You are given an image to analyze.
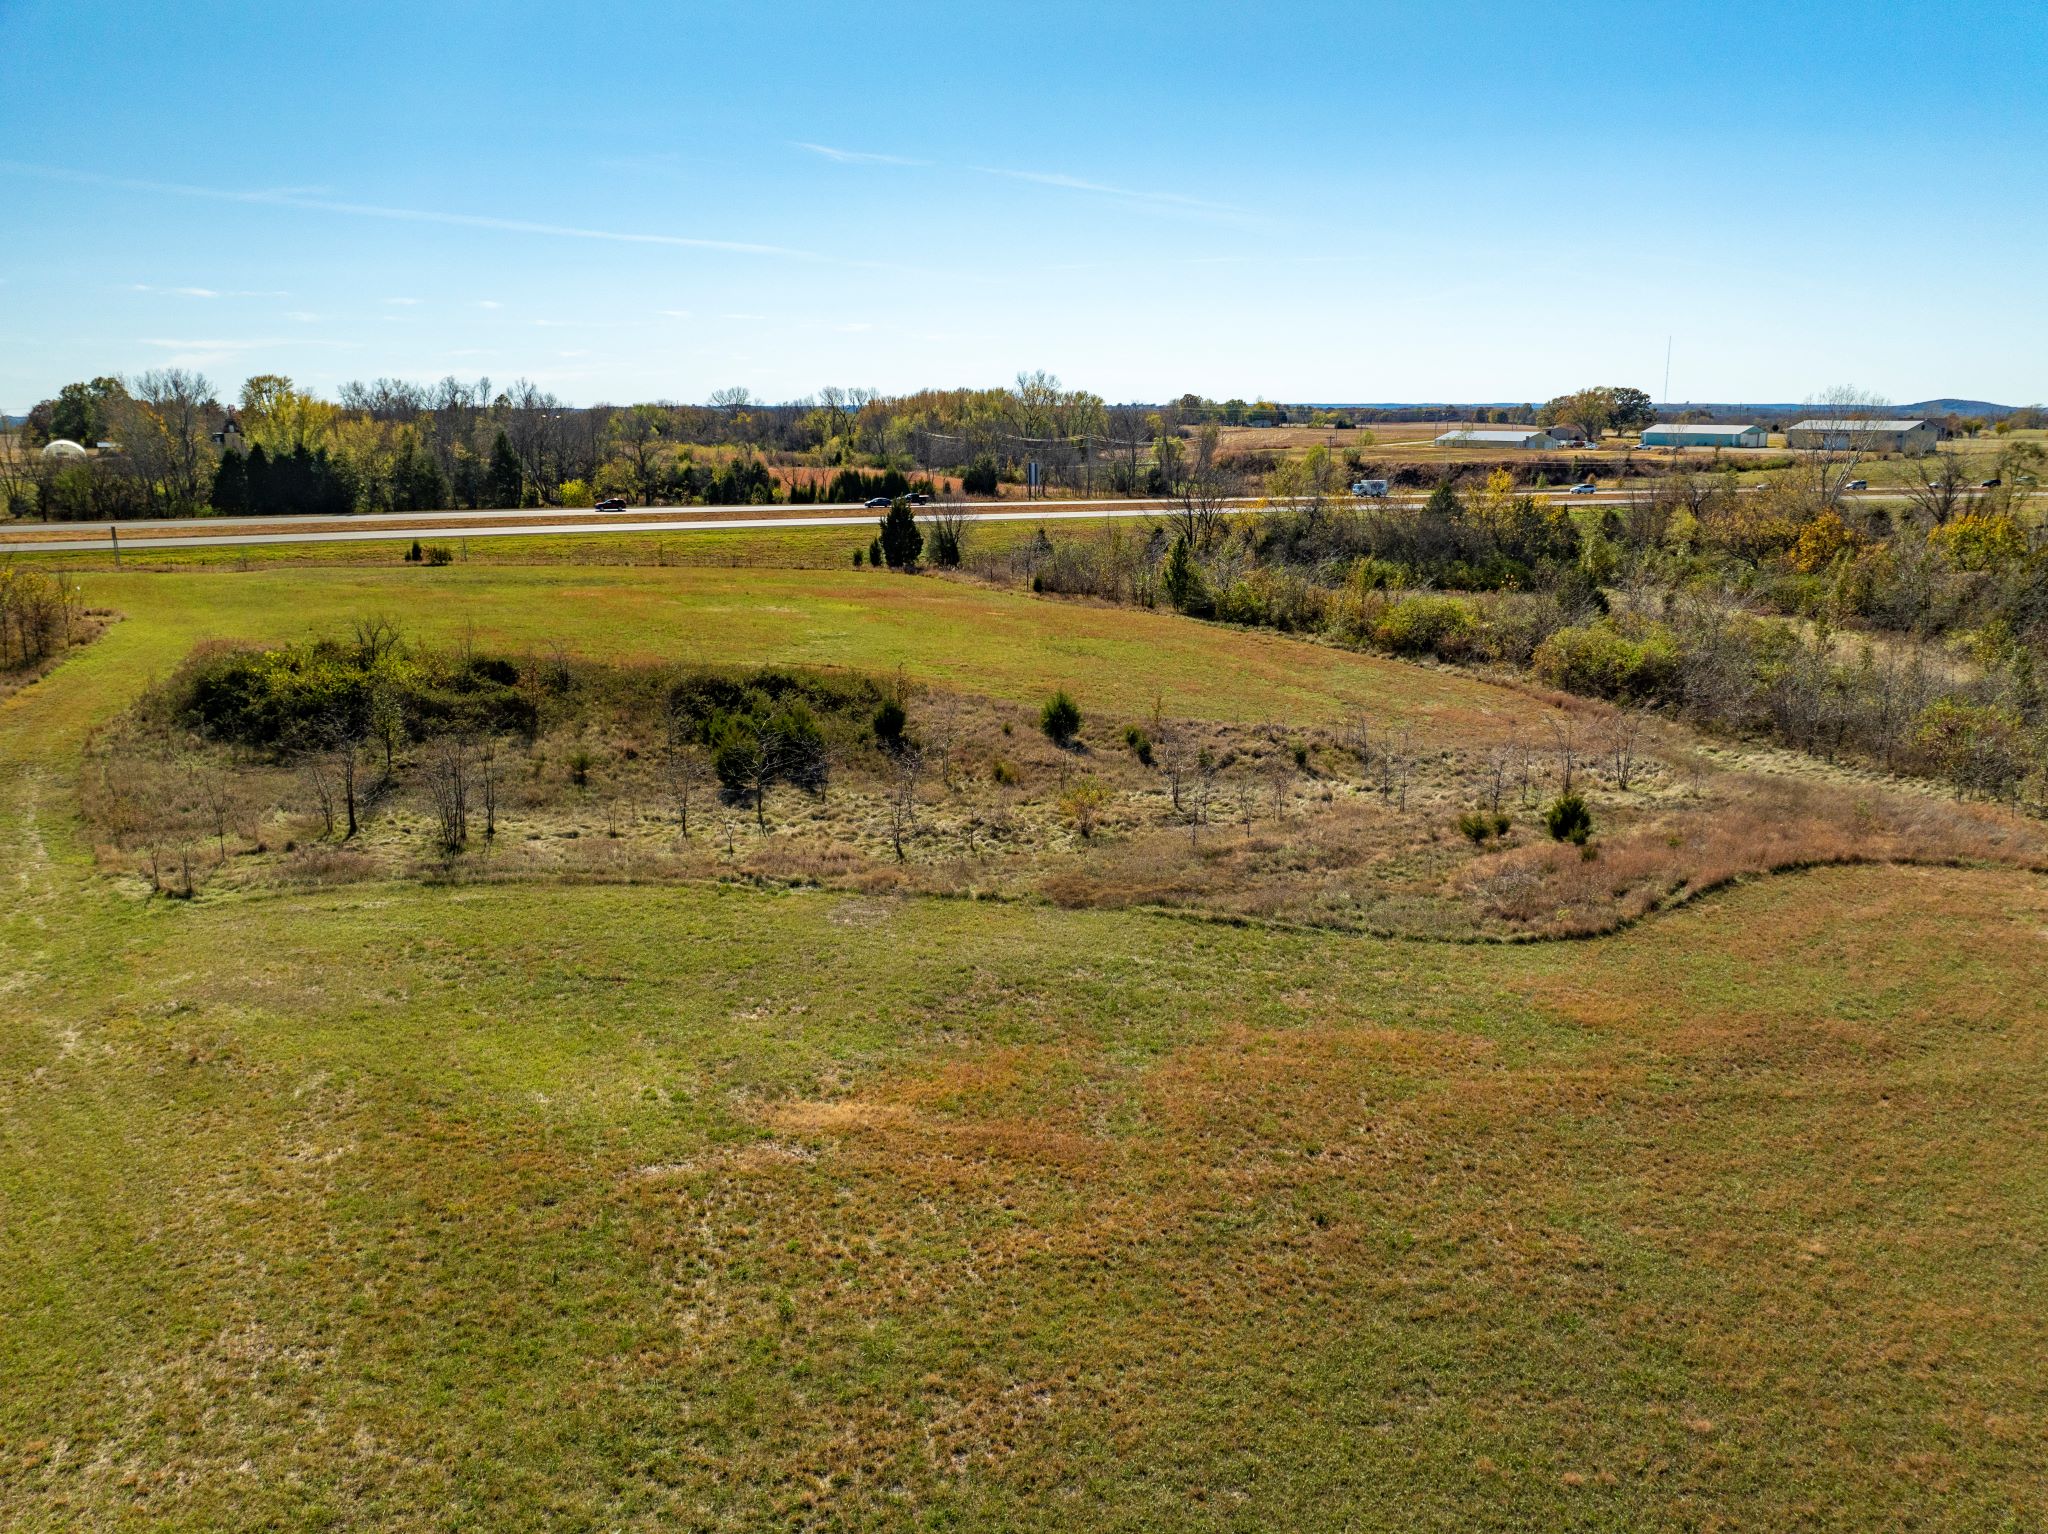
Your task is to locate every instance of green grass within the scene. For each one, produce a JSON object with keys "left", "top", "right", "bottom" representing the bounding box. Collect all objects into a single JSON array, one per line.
[
  {"left": 45, "top": 560, "right": 1541, "bottom": 732},
  {"left": 2, "top": 558, "right": 2044, "bottom": 1530}
]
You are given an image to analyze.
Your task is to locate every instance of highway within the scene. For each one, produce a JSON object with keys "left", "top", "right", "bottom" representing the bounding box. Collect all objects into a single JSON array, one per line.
[{"left": 0, "top": 485, "right": 1936, "bottom": 556}]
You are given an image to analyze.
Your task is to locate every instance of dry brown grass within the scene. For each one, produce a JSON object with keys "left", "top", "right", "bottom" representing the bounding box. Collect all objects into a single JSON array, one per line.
[
  {"left": 84, "top": 655, "right": 2048, "bottom": 941},
  {"left": 1463, "top": 774, "right": 2048, "bottom": 936}
]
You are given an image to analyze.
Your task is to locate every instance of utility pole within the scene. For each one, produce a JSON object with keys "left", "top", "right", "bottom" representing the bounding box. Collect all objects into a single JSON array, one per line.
[{"left": 110, "top": 524, "right": 120, "bottom": 567}]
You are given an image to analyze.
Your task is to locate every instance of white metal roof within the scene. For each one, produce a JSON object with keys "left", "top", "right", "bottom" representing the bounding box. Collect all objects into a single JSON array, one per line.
[
  {"left": 1787, "top": 419, "right": 1927, "bottom": 432},
  {"left": 1645, "top": 423, "right": 1763, "bottom": 434}
]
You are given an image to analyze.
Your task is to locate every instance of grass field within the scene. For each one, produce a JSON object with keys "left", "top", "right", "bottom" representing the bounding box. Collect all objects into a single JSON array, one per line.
[{"left": 4, "top": 552, "right": 2045, "bottom": 1529}]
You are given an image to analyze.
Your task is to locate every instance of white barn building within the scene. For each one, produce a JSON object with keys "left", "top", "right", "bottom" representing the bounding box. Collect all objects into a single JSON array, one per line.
[
  {"left": 1641, "top": 423, "right": 1767, "bottom": 449},
  {"left": 1434, "top": 428, "right": 1563, "bottom": 450}
]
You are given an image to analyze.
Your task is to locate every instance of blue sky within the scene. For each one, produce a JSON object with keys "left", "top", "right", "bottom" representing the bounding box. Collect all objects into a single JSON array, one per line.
[{"left": 2, "top": 0, "right": 2043, "bottom": 410}]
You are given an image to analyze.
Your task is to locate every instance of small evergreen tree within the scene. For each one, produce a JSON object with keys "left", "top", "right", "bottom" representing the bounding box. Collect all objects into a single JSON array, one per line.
[
  {"left": 1544, "top": 792, "right": 1592, "bottom": 845},
  {"left": 1040, "top": 689, "right": 1081, "bottom": 746},
  {"left": 878, "top": 499, "right": 923, "bottom": 570},
  {"left": 961, "top": 453, "right": 999, "bottom": 496},
  {"left": 1161, "top": 534, "right": 1209, "bottom": 614}
]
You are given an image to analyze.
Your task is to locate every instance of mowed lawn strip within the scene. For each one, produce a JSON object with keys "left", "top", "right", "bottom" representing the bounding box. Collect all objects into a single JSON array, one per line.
[{"left": 47, "top": 562, "right": 1545, "bottom": 746}]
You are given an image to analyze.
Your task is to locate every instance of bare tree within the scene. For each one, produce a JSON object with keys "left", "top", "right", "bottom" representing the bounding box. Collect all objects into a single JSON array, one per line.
[
  {"left": 302, "top": 752, "right": 339, "bottom": 839},
  {"left": 1188, "top": 746, "right": 1219, "bottom": 841},
  {"left": 1345, "top": 713, "right": 1374, "bottom": 775},
  {"left": 1164, "top": 421, "right": 1235, "bottom": 551},
  {"left": 1547, "top": 714, "right": 1580, "bottom": 795},
  {"left": 425, "top": 737, "right": 471, "bottom": 852},
  {"left": 1154, "top": 717, "right": 1192, "bottom": 814},
  {"left": 1795, "top": 386, "right": 1892, "bottom": 506},
  {"left": 923, "top": 692, "right": 961, "bottom": 788},
  {"left": 351, "top": 614, "right": 404, "bottom": 666},
  {"left": 128, "top": 368, "right": 219, "bottom": 511},
  {"left": 662, "top": 709, "right": 709, "bottom": 838},
  {"left": 1485, "top": 736, "right": 1515, "bottom": 815},
  {"left": 885, "top": 746, "right": 924, "bottom": 861},
  {"left": 195, "top": 761, "right": 234, "bottom": 860},
  {"left": 1602, "top": 711, "right": 1645, "bottom": 791},
  {"left": 477, "top": 738, "right": 500, "bottom": 841},
  {"left": 1904, "top": 453, "right": 1970, "bottom": 528}
]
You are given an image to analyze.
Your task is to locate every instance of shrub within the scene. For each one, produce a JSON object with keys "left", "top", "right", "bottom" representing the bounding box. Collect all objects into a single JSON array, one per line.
[
  {"left": 990, "top": 757, "right": 1019, "bottom": 786},
  {"left": 1930, "top": 512, "right": 2025, "bottom": 572},
  {"left": 873, "top": 699, "right": 906, "bottom": 745},
  {"left": 567, "top": 748, "right": 593, "bottom": 787},
  {"left": 1545, "top": 792, "right": 1593, "bottom": 845},
  {"left": 1789, "top": 508, "right": 1862, "bottom": 572},
  {"left": 1531, "top": 623, "right": 1681, "bottom": 704},
  {"left": 1059, "top": 777, "right": 1111, "bottom": 838},
  {"left": 1041, "top": 689, "right": 1081, "bottom": 746},
  {"left": 961, "top": 453, "right": 1000, "bottom": 496},
  {"left": 1123, "top": 724, "right": 1154, "bottom": 765},
  {"left": 1370, "top": 594, "right": 1480, "bottom": 658},
  {"left": 852, "top": 546, "right": 865, "bottom": 567},
  {"left": 1456, "top": 810, "right": 1496, "bottom": 844},
  {"left": 422, "top": 544, "right": 455, "bottom": 566}
]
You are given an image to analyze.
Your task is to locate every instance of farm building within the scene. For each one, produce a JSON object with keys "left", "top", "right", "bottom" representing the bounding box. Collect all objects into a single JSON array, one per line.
[
  {"left": 1785, "top": 419, "right": 1943, "bottom": 455},
  {"left": 1641, "top": 423, "right": 1767, "bottom": 448},
  {"left": 1433, "top": 428, "right": 1562, "bottom": 450}
]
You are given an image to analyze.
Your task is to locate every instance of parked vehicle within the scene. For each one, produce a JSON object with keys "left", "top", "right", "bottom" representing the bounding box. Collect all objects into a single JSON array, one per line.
[
  {"left": 1350, "top": 478, "right": 1390, "bottom": 498},
  {"left": 594, "top": 497, "right": 628, "bottom": 511}
]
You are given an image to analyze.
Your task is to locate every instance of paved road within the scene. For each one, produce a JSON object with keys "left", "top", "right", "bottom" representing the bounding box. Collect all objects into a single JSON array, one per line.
[{"left": 0, "top": 485, "right": 1957, "bottom": 556}]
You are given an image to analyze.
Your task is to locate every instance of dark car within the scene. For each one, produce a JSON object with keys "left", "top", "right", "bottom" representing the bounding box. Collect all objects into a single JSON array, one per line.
[
  {"left": 1979, "top": 477, "right": 2002, "bottom": 489},
  {"left": 864, "top": 496, "right": 892, "bottom": 508},
  {"left": 594, "top": 496, "right": 629, "bottom": 511},
  {"left": 906, "top": 492, "right": 930, "bottom": 505}
]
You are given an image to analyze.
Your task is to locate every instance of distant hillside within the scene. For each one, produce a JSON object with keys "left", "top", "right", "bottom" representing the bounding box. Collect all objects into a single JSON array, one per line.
[
  {"left": 1653, "top": 399, "right": 2023, "bottom": 423},
  {"left": 1294, "top": 399, "right": 2029, "bottom": 422}
]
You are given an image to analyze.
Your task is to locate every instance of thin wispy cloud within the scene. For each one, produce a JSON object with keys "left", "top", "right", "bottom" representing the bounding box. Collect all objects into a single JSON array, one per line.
[
  {"left": 655, "top": 308, "right": 691, "bottom": 318},
  {"left": 474, "top": 299, "right": 502, "bottom": 309},
  {"left": 789, "top": 139, "right": 1246, "bottom": 219},
  {"left": 1, "top": 160, "right": 819, "bottom": 260},
  {"left": 384, "top": 296, "right": 423, "bottom": 306},
  {"left": 127, "top": 282, "right": 289, "bottom": 298},
  {"left": 137, "top": 334, "right": 354, "bottom": 368},
  {"left": 141, "top": 336, "right": 283, "bottom": 351},
  {"left": 972, "top": 165, "right": 1243, "bottom": 215},
  {"left": 793, "top": 141, "right": 928, "bottom": 167}
]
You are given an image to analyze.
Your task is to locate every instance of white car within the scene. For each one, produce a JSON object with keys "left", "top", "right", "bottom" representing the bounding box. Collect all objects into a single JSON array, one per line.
[
  {"left": 1350, "top": 478, "right": 1390, "bottom": 498},
  {"left": 1842, "top": 478, "right": 1868, "bottom": 491},
  {"left": 1568, "top": 482, "right": 1598, "bottom": 494}
]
